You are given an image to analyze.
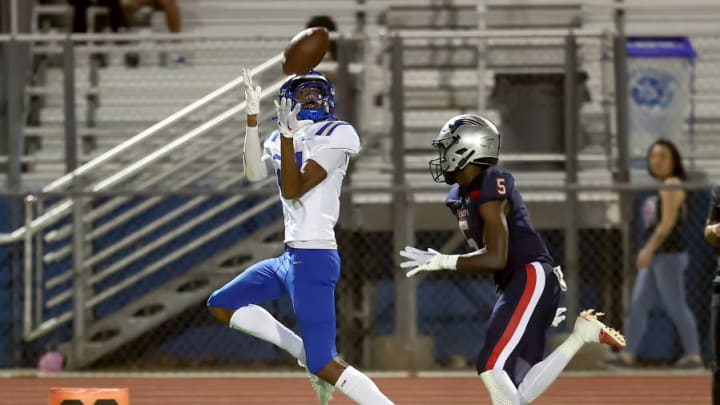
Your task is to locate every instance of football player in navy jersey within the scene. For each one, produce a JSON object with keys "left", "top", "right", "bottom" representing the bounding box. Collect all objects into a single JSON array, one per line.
[{"left": 400, "top": 114, "right": 627, "bottom": 405}]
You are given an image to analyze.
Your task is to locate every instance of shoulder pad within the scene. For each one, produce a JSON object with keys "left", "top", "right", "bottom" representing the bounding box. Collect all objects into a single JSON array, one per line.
[
  {"left": 473, "top": 166, "right": 514, "bottom": 203},
  {"left": 307, "top": 121, "right": 360, "bottom": 155},
  {"left": 264, "top": 130, "right": 280, "bottom": 145}
]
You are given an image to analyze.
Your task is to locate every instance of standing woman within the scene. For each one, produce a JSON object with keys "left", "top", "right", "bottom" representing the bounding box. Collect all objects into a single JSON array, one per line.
[
  {"left": 705, "top": 184, "right": 720, "bottom": 403},
  {"left": 613, "top": 139, "right": 702, "bottom": 368}
]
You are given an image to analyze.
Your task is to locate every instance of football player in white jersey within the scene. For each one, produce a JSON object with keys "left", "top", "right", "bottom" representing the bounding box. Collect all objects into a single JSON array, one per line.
[{"left": 207, "top": 69, "right": 394, "bottom": 405}]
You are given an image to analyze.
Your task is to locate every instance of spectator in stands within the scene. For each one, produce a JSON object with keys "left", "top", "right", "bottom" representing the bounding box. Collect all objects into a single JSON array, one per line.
[
  {"left": 304, "top": 15, "right": 360, "bottom": 126},
  {"left": 306, "top": 15, "right": 338, "bottom": 64},
  {"left": 609, "top": 139, "right": 702, "bottom": 368},
  {"left": 121, "top": 0, "right": 181, "bottom": 34},
  {"left": 69, "top": 0, "right": 127, "bottom": 33},
  {"left": 121, "top": 0, "right": 184, "bottom": 66}
]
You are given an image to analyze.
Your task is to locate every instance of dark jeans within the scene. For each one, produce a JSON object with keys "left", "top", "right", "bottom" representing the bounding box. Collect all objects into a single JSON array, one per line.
[{"left": 70, "top": 0, "right": 126, "bottom": 32}]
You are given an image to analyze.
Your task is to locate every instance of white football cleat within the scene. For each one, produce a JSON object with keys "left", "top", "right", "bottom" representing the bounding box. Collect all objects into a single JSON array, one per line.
[
  {"left": 297, "top": 356, "right": 334, "bottom": 405},
  {"left": 574, "top": 309, "right": 626, "bottom": 349},
  {"left": 307, "top": 372, "right": 334, "bottom": 405}
]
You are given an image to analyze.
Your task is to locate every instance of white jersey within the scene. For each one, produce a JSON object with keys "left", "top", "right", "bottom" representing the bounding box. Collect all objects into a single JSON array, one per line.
[{"left": 262, "top": 120, "right": 361, "bottom": 248}]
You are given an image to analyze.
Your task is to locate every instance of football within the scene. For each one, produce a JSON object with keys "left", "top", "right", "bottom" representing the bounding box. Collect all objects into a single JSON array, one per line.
[{"left": 282, "top": 27, "right": 330, "bottom": 75}]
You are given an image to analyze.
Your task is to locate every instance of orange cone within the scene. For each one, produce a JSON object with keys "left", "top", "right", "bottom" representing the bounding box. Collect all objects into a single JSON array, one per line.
[{"left": 49, "top": 387, "right": 129, "bottom": 405}]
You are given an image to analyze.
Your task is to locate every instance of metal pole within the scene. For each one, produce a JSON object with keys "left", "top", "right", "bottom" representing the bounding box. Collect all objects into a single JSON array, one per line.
[
  {"left": 34, "top": 198, "right": 44, "bottom": 329},
  {"left": 390, "top": 34, "right": 418, "bottom": 374},
  {"left": 22, "top": 196, "right": 35, "bottom": 339},
  {"left": 613, "top": 3, "right": 633, "bottom": 325},
  {"left": 333, "top": 35, "right": 357, "bottom": 364},
  {"left": 71, "top": 190, "right": 86, "bottom": 369},
  {"left": 476, "top": 1, "right": 487, "bottom": 111},
  {"left": 64, "top": 39, "right": 84, "bottom": 365},
  {"left": 614, "top": 6, "right": 630, "bottom": 183},
  {"left": 335, "top": 36, "right": 353, "bottom": 125},
  {"left": 4, "top": 35, "right": 25, "bottom": 365},
  {"left": 63, "top": 36, "right": 78, "bottom": 173},
  {"left": 10, "top": 0, "right": 18, "bottom": 36},
  {"left": 563, "top": 33, "right": 580, "bottom": 322}
]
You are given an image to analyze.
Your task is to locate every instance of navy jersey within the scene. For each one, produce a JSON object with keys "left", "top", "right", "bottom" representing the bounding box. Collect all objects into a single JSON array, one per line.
[
  {"left": 710, "top": 185, "right": 720, "bottom": 224},
  {"left": 709, "top": 185, "right": 720, "bottom": 287},
  {"left": 445, "top": 166, "right": 553, "bottom": 288}
]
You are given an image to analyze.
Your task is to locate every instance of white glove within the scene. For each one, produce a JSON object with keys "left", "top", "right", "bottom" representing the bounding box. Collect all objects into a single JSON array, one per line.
[
  {"left": 400, "top": 246, "right": 458, "bottom": 278},
  {"left": 275, "top": 97, "right": 313, "bottom": 139},
  {"left": 552, "top": 307, "right": 567, "bottom": 327},
  {"left": 241, "top": 68, "right": 261, "bottom": 115}
]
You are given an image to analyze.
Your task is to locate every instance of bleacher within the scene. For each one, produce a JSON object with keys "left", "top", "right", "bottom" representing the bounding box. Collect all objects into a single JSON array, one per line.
[{"left": 23, "top": 0, "right": 720, "bottom": 192}]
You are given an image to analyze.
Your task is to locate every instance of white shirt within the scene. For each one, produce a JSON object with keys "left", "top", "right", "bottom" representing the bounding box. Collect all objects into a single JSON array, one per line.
[{"left": 262, "top": 120, "right": 361, "bottom": 248}]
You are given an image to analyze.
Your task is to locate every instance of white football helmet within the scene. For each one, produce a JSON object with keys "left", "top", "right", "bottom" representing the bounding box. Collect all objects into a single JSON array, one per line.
[{"left": 429, "top": 114, "right": 502, "bottom": 184}]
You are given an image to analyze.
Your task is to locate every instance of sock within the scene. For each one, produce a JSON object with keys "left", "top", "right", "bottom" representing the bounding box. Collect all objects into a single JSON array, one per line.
[
  {"left": 479, "top": 369, "right": 521, "bottom": 405},
  {"left": 516, "top": 333, "right": 584, "bottom": 404},
  {"left": 335, "top": 366, "right": 394, "bottom": 405},
  {"left": 229, "top": 304, "right": 304, "bottom": 360}
]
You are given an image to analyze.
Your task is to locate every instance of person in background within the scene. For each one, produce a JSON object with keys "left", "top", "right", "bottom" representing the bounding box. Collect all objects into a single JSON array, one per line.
[
  {"left": 121, "top": 0, "right": 181, "bottom": 35},
  {"left": 69, "top": 0, "right": 127, "bottom": 33},
  {"left": 704, "top": 184, "right": 720, "bottom": 403},
  {"left": 306, "top": 15, "right": 338, "bottom": 64},
  {"left": 122, "top": 0, "right": 184, "bottom": 66},
  {"left": 304, "top": 15, "right": 361, "bottom": 126},
  {"left": 610, "top": 139, "right": 702, "bottom": 368}
]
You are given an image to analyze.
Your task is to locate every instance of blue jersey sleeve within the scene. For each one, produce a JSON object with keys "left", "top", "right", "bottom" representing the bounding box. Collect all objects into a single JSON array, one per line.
[{"left": 472, "top": 166, "right": 514, "bottom": 205}]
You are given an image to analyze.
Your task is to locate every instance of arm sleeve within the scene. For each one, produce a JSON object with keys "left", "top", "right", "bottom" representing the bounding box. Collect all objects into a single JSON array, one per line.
[
  {"left": 307, "top": 148, "right": 348, "bottom": 174},
  {"left": 709, "top": 185, "right": 720, "bottom": 222},
  {"left": 242, "top": 125, "right": 269, "bottom": 182}
]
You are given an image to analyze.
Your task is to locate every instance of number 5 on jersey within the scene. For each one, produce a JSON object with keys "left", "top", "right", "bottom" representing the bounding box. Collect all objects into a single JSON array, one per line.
[{"left": 497, "top": 178, "right": 506, "bottom": 195}]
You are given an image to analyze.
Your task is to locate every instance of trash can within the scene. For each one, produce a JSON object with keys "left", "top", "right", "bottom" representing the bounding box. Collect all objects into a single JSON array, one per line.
[{"left": 627, "top": 36, "right": 697, "bottom": 172}]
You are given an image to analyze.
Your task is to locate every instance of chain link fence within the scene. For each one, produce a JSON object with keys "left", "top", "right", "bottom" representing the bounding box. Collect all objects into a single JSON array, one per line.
[{"left": 0, "top": 181, "right": 718, "bottom": 372}]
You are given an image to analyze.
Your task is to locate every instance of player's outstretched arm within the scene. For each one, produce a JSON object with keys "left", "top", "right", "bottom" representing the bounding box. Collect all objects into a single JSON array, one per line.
[
  {"left": 401, "top": 200, "right": 509, "bottom": 277},
  {"left": 275, "top": 98, "right": 327, "bottom": 199},
  {"left": 241, "top": 68, "right": 269, "bottom": 182}
]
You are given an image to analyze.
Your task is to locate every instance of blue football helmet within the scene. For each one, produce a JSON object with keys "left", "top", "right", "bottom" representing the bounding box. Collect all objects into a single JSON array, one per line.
[{"left": 278, "top": 70, "right": 335, "bottom": 122}]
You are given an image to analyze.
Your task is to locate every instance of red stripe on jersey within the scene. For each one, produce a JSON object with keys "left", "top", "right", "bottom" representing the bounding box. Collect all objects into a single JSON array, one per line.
[
  {"left": 485, "top": 263, "right": 537, "bottom": 369},
  {"left": 469, "top": 190, "right": 481, "bottom": 199}
]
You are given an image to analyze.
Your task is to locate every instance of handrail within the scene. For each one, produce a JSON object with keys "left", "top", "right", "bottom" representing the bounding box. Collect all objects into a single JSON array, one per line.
[
  {"left": 43, "top": 150, "right": 240, "bottom": 265},
  {"left": 44, "top": 130, "right": 245, "bottom": 244},
  {"left": 0, "top": 71, "right": 283, "bottom": 245},
  {"left": 84, "top": 193, "right": 279, "bottom": 309},
  {"left": 90, "top": 80, "right": 281, "bottom": 192},
  {"left": 44, "top": 57, "right": 280, "bottom": 192},
  {"left": 0, "top": 31, "right": 362, "bottom": 43}
]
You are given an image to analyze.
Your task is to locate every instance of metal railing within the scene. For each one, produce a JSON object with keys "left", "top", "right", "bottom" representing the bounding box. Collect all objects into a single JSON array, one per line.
[
  {"left": 0, "top": 54, "right": 283, "bottom": 245},
  {"left": 4, "top": 49, "right": 285, "bottom": 352}
]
